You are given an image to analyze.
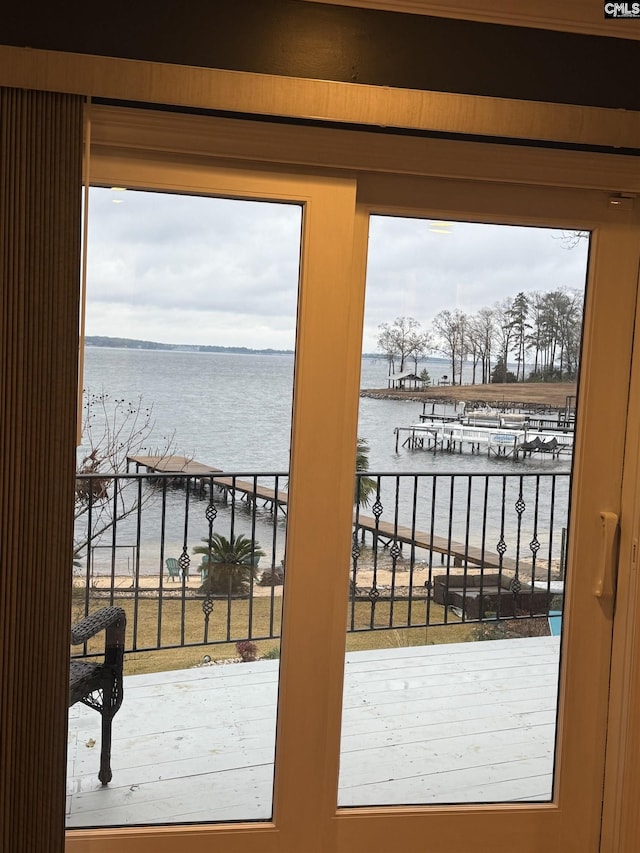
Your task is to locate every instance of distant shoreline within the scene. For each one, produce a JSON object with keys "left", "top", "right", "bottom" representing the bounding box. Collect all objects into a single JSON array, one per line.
[
  {"left": 85, "top": 336, "right": 294, "bottom": 356},
  {"left": 84, "top": 336, "right": 409, "bottom": 361},
  {"left": 361, "top": 382, "right": 577, "bottom": 409}
]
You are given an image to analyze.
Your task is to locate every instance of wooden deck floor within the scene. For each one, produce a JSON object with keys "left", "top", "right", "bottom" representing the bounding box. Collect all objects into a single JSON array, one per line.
[{"left": 67, "top": 636, "right": 559, "bottom": 827}]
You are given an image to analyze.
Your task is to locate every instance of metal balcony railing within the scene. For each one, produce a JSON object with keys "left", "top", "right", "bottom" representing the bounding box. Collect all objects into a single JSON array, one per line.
[{"left": 72, "top": 470, "right": 568, "bottom": 659}]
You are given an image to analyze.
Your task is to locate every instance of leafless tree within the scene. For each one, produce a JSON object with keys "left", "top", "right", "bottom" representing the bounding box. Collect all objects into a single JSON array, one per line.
[
  {"left": 557, "top": 230, "right": 590, "bottom": 250},
  {"left": 377, "top": 317, "right": 425, "bottom": 376},
  {"left": 492, "top": 298, "right": 517, "bottom": 381},
  {"left": 470, "top": 307, "right": 496, "bottom": 384},
  {"left": 432, "top": 309, "right": 467, "bottom": 385},
  {"left": 408, "top": 330, "right": 433, "bottom": 374},
  {"left": 74, "top": 391, "right": 177, "bottom": 567}
]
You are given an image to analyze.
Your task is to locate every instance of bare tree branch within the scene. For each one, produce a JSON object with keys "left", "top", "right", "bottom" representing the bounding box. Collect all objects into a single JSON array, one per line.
[{"left": 74, "top": 391, "right": 178, "bottom": 564}]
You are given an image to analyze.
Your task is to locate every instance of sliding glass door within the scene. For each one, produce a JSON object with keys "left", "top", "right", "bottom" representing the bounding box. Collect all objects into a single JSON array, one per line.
[
  {"left": 339, "top": 214, "right": 588, "bottom": 809},
  {"left": 332, "top": 177, "right": 639, "bottom": 853},
  {"left": 66, "top": 113, "right": 640, "bottom": 853}
]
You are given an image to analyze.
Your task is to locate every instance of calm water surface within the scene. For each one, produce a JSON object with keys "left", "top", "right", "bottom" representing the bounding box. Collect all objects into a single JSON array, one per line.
[
  {"left": 80, "top": 348, "right": 571, "bottom": 574},
  {"left": 83, "top": 347, "right": 565, "bottom": 473}
]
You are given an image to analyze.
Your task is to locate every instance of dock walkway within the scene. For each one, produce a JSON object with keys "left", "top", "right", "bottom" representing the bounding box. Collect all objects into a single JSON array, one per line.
[
  {"left": 127, "top": 455, "right": 288, "bottom": 514},
  {"left": 128, "top": 456, "right": 526, "bottom": 572},
  {"left": 212, "top": 475, "right": 289, "bottom": 516},
  {"left": 127, "top": 454, "right": 222, "bottom": 477},
  {"left": 354, "top": 517, "right": 518, "bottom": 572}
]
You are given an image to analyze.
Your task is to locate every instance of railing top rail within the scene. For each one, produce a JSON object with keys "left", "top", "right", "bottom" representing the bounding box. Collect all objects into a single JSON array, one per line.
[
  {"left": 352, "top": 471, "right": 570, "bottom": 478},
  {"left": 76, "top": 469, "right": 570, "bottom": 480},
  {"left": 76, "top": 470, "right": 290, "bottom": 481}
]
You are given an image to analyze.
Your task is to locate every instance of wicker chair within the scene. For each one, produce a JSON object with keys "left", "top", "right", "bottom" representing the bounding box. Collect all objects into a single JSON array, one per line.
[{"left": 69, "top": 607, "right": 126, "bottom": 785}]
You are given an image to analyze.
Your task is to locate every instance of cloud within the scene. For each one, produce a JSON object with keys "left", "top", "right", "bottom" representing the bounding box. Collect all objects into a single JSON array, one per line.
[
  {"left": 362, "top": 216, "right": 588, "bottom": 351},
  {"left": 86, "top": 188, "right": 589, "bottom": 351},
  {"left": 86, "top": 188, "right": 302, "bottom": 346}
]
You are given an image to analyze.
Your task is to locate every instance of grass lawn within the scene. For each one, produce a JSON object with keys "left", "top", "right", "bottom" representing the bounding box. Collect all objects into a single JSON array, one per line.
[{"left": 72, "top": 590, "right": 478, "bottom": 676}]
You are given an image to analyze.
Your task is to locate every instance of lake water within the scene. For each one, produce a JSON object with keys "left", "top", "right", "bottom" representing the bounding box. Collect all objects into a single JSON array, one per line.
[
  {"left": 82, "top": 347, "right": 564, "bottom": 474},
  {"left": 80, "top": 348, "right": 571, "bottom": 575}
]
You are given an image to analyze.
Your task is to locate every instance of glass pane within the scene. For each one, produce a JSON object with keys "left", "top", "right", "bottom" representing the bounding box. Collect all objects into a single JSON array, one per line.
[
  {"left": 68, "top": 187, "right": 302, "bottom": 826},
  {"left": 338, "top": 217, "right": 589, "bottom": 806}
]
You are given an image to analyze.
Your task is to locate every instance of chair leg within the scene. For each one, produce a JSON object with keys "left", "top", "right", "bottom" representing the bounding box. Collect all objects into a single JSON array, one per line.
[
  {"left": 98, "top": 674, "right": 121, "bottom": 785},
  {"left": 99, "top": 710, "right": 113, "bottom": 785}
]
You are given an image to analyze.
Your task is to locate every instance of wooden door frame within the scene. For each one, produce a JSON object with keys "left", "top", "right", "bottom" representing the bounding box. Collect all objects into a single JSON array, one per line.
[{"left": 59, "top": 106, "right": 640, "bottom": 853}]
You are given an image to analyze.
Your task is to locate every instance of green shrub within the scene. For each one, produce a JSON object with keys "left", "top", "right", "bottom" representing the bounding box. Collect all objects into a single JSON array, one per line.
[
  {"left": 194, "top": 533, "right": 265, "bottom": 596},
  {"left": 262, "top": 647, "right": 280, "bottom": 660}
]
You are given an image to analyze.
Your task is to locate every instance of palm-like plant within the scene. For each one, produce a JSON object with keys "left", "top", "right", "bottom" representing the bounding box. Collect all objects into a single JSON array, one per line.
[
  {"left": 193, "top": 533, "right": 266, "bottom": 596},
  {"left": 355, "top": 438, "right": 377, "bottom": 508}
]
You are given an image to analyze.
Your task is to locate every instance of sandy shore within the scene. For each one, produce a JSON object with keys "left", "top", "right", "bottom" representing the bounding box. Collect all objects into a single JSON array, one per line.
[
  {"left": 75, "top": 569, "right": 421, "bottom": 598},
  {"left": 75, "top": 558, "right": 562, "bottom": 599},
  {"left": 73, "top": 573, "right": 280, "bottom": 596},
  {"left": 361, "top": 382, "right": 577, "bottom": 409}
]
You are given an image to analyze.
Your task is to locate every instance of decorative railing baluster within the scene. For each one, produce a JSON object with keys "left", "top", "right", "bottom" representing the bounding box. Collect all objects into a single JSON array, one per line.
[
  {"left": 388, "top": 476, "right": 403, "bottom": 627},
  {"left": 368, "top": 480, "right": 384, "bottom": 629},
  {"left": 132, "top": 476, "right": 143, "bottom": 651},
  {"left": 443, "top": 476, "right": 455, "bottom": 625},
  {"left": 512, "top": 476, "right": 526, "bottom": 609},
  {"left": 548, "top": 475, "right": 557, "bottom": 586},
  {"left": 109, "top": 481, "right": 118, "bottom": 608},
  {"left": 426, "top": 474, "right": 438, "bottom": 629},
  {"left": 460, "top": 476, "right": 473, "bottom": 624},
  {"left": 407, "top": 475, "right": 419, "bottom": 627},
  {"left": 157, "top": 479, "right": 168, "bottom": 648},
  {"left": 178, "top": 478, "right": 192, "bottom": 647},
  {"left": 479, "top": 476, "right": 490, "bottom": 623},
  {"left": 84, "top": 486, "right": 94, "bottom": 616},
  {"left": 269, "top": 474, "right": 282, "bottom": 637},
  {"left": 351, "top": 490, "right": 361, "bottom": 630},
  {"left": 202, "top": 595, "right": 214, "bottom": 643},
  {"left": 529, "top": 475, "right": 541, "bottom": 597},
  {"left": 496, "top": 476, "right": 508, "bottom": 617},
  {"left": 246, "top": 474, "right": 258, "bottom": 639}
]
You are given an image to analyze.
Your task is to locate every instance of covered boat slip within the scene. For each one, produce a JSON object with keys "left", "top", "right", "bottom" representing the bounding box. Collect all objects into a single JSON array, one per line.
[
  {"left": 396, "top": 421, "right": 573, "bottom": 459},
  {"left": 67, "top": 635, "right": 559, "bottom": 826}
]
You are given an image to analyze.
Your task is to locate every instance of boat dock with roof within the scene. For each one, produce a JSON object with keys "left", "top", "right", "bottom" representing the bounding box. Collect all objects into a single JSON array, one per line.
[
  {"left": 395, "top": 404, "right": 574, "bottom": 460},
  {"left": 395, "top": 422, "right": 573, "bottom": 459}
]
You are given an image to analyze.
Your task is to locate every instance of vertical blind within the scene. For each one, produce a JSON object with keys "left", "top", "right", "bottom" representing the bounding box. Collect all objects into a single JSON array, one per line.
[{"left": 0, "top": 87, "right": 83, "bottom": 853}]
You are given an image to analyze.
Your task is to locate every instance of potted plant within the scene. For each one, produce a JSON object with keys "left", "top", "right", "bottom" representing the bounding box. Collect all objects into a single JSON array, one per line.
[{"left": 193, "top": 533, "right": 265, "bottom": 596}]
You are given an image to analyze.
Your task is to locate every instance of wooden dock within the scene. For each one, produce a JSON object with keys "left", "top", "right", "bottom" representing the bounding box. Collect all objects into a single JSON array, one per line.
[
  {"left": 127, "top": 454, "right": 222, "bottom": 476},
  {"left": 212, "top": 476, "right": 289, "bottom": 516},
  {"left": 355, "top": 517, "right": 519, "bottom": 572},
  {"left": 128, "top": 456, "right": 523, "bottom": 570},
  {"left": 127, "top": 456, "right": 288, "bottom": 514}
]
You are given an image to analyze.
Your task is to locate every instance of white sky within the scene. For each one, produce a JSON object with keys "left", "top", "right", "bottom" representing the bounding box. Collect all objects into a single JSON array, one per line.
[{"left": 86, "top": 187, "right": 590, "bottom": 352}]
